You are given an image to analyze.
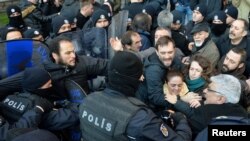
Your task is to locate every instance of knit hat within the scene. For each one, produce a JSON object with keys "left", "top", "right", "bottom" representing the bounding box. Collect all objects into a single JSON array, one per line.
[
  {"left": 194, "top": 4, "right": 207, "bottom": 17},
  {"left": 6, "top": 5, "right": 21, "bottom": 17},
  {"left": 91, "top": 9, "right": 110, "bottom": 25},
  {"left": 191, "top": 23, "right": 209, "bottom": 34},
  {"left": 213, "top": 11, "right": 227, "bottom": 24},
  {"left": 22, "top": 67, "right": 51, "bottom": 91},
  {"left": 224, "top": 5, "right": 238, "bottom": 19},
  {"left": 52, "top": 15, "right": 70, "bottom": 34},
  {"left": 171, "top": 10, "right": 183, "bottom": 24},
  {"left": 23, "top": 28, "right": 41, "bottom": 39},
  {"left": 100, "top": 0, "right": 114, "bottom": 16},
  {"left": 108, "top": 51, "right": 143, "bottom": 96},
  {"left": 7, "top": 128, "right": 59, "bottom": 141},
  {"left": 61, "top": 10, "right": 77, "bottom": 24},
  {"left": 142, "top": 2, "right": 160, "bottom": 18},
  {"left": 210, "top": 74, "right": 241, "bottom": 104}
]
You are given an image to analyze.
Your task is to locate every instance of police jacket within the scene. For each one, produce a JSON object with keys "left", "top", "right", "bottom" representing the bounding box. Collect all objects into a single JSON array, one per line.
[
  {"left": 40, "top": 103, "right": 79, "bottom": 130},
  {"left": 136, "top": 52, "right": 183, "bottom": 112},
  {"left": 79, "top": 88, "right": 192, "bottom": 141},
  {"left": 0, "top": 107, "right": 43, "bottom": 141},
  {"left": 43, "top": 55, "right": 108, "bottom": 97}
]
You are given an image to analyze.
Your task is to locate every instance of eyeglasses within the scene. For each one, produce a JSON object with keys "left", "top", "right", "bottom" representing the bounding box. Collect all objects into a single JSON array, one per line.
[{"left": 207, "top": 88, "right": 222, "bottom": 95}]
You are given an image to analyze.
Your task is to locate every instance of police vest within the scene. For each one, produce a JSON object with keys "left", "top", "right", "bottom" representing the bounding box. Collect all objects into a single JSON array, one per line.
[
  {"left": 0, "top": 93, "right": 36, "bottom": 123},
  {"left": 79, "top": 91, "right": 146, "bottom": 141}
]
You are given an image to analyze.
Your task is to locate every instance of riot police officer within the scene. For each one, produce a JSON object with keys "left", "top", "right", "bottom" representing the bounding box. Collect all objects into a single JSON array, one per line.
[
  {"left": 0, "top": 67, "right": 53, "bottom": 140},
  {"left": 79, "top": 51, "right": 192, "bottom": 141}
]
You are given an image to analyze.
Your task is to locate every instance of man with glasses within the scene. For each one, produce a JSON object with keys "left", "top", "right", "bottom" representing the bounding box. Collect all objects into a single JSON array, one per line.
[
  {"left": 166, "top": 74, "right": 248, "bottom": 138},
  {"left": 216, "top": 47, "right": 250, "bottom": 113}
]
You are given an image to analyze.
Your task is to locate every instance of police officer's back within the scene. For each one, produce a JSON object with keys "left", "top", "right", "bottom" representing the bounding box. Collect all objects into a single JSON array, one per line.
[{"left": 79, "top": 51, "right": 192, "bottom": 141}]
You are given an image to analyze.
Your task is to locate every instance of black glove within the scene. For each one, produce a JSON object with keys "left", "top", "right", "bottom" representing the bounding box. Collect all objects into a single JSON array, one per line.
[
  {"left": 0, "top": 115, "right": 5, "bottom": 126},
  {"left": 161, "top": 111, "right": 174, "bottom": 128},
  {"left": 33, "top": 96, "right": 53, "bottom": 113},
  {"left": 171, "top": 112, "right": 186, "bottom": 126}
]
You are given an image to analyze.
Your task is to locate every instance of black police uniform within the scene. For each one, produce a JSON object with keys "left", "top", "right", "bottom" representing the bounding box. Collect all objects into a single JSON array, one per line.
[{"left": 79, "top": 88, "right": 192, "bottom": 141}]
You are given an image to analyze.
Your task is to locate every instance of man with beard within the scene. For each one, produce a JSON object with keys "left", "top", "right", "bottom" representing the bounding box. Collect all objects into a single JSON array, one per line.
[
  {"left": 44, "top": 36, "right": 108, "bottom": 97},
  {"left": 217, "top": 47, "right": 246, "bottom": 78},
  {"left": 136, "top": 36, "right": 183, "bottom": 112},
  {"left": 216, "top": 47, "right": 250, "bottom": 113},
  {"left": 0, "top": 5, "right": 27, "bottom": 40},
  {"left": 210, "top": 11, "right": 228, "bottom": 43},
  {"left": 216, "top": 19, "right": 250, "bottom": 75},
  {"left": 182, "top": 23, "right": 219, "bottom": 67}
]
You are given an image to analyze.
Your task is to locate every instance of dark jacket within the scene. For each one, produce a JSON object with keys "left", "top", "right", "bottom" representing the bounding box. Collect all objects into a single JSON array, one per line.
[
  {"left": 76, "top": 10, "right": 90, "bottom": 29},
  {"left": 0, "top": 108, "right": 43, "bottom": 141},
  {"left": 136, "top": 52, "right": 183, "bottom": 111},
  {"left": 81, "top": 88, "right": 192, "bottom": 141},
  {"left": 216, "top": 34, "right": 250, "bottom": 75},
  {"left": 171, "top": 26, "right": 190, "bottom": 56},
  {"left": 138, "top": 30, "right": 153, "bottom": 51},
  {"left": 20, "top": 1, "right": 58, "bottom": 32},
  {"left": 122, "top": 2, "right": 145, "bottom": 19},
  {"left": 173, "top": 100, "right": 248, "bottom": 137},
  {"left": 43, "top": 55, "right": 108, "bottom": 97},
  {"left": 216, "top": 56, "right": 250, "bottom": 112},
  {"left": 41, "top": 103, "right": 79, "bottom": 130}
]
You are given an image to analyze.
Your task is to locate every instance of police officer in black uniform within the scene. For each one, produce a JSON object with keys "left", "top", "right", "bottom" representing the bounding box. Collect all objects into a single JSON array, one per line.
[
  {"left": 79, "top": 51, "right": 192, "bottom": 141},
  {"left": 0, "top": 67, "right": 53, "bottom": 141}
]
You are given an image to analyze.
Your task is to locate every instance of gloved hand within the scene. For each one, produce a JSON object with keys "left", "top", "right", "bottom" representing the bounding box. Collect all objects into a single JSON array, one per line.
[
  {"left": 171, "top": 112, "right": 186, "bottom": 126},
  {"left": 33, "top": 95, "right": 53, "bottom": 113},
  {"left": 161, "top": 110, "right": 174, "bottom": 128},
  {"left": 0, "top": 115, "right": 5, "bottom": 126}
]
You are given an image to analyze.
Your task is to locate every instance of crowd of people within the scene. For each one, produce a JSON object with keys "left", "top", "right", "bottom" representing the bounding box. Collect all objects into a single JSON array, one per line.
[{"left": 0, "top": 0, "right": 249, "bottom": 141}]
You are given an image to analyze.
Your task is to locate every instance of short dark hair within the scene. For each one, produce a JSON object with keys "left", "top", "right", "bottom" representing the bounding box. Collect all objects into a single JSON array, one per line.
[
  {"left": 237, "top": 18, "right": 249, "bottom": 32},
  {"left": 155, "top": 36, "right": 175, "bottom": 50},
  {"left": 49, "top": 36, "right": 72, "bottom": 55},
  {"left": 155, "top": 26, "right": 172, "bottom": 37},
  {"left": 165, "top": 70, "right": 184, "bottom": 82},
  {"left": 3, "top": 28, "right": 23, "bottom": 40},
  {"left": 121, "top": 31, "right": 138, "bottom": 46},
  {"left": 230, "top": 47, "right": 247, "bottom": 63},
  {"left": 131, "top": 13, "right": 151, "bottom": 32}
]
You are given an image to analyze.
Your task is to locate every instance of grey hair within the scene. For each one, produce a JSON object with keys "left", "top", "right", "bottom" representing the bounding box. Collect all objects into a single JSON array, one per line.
[
  {"left": 210, "top": 74, "right": 241, "bottom": 104},
  {"left": 157, "top": 10, "right": 173, "bottom": 28}
]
